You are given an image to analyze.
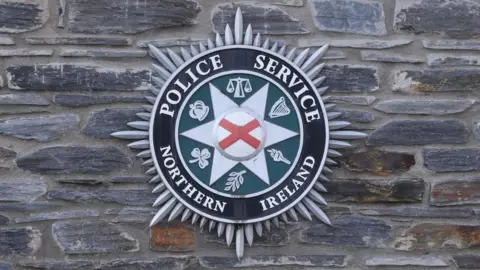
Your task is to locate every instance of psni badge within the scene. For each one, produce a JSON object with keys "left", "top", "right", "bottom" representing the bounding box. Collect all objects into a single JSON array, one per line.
[{"left": 112, "top": 8, "right": 366, "bottom": 259}]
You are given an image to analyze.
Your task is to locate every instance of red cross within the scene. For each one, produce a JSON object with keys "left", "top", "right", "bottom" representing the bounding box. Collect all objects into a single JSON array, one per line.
[{"left": 218, "top": 118, "right": 261, "bottom": 149}]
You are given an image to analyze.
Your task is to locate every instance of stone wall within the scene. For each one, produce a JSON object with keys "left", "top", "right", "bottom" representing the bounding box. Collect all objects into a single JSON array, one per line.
[{"left": 0, "top": 0, "right": 479, "bottom": 269}]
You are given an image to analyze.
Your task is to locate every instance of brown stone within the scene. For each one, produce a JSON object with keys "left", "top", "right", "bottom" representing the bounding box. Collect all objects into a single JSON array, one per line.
[
  {"left": 430, "top": 178, "right": 480, "bottom": 206},
  {"left": 394, "top": 223, "right": 480, "bottom": 251},
  {"left": 343, "top": 150, "right": 415, "bottom": 175},
  {"left": 151, "top": 221, "right": 195, "bottom": 252}
]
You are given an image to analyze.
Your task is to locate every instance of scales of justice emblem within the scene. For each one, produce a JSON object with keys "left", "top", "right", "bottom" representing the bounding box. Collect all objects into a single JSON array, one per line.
[{"left": 112, "top": 8, "right": 366, "bottom": 259}]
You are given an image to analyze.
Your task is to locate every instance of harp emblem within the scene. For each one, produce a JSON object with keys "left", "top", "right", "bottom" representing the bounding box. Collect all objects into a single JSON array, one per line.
[{"left": 268, "top": 97, "right": 291, "bottom": 119}]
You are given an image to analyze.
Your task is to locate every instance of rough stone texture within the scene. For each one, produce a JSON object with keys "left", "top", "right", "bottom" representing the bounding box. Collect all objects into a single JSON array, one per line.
[
  {"left": 19, "top": 260, "right": 94, "bottom": 270},
  {"left": 310, "top": 0, "right": 386, "bottom": 36},
  {"left": 0, "top": 203, "right": 60, "bottom": 212},
  {"left": 0, "top": 227, "right": 41, "bottom": 255},
  {"left": 361, "top": 51, "right": 424, "bottom": 63},
  {"left": 16, "top": 146, "right": 131, "bottom": 174},
  {"left": 0, "top": 262, "right": 11, "bottom": 270},
  {"left": 0, "top": 0, "right": 49, "bottom": 33},
  {"left": 394, "top": 223, "right": 480, "bottom": 251},
  {"left": 25, "top": 36, "right": 132, "bottom": 45},
  {"left": 48, "top": 188, "right": 156, "bottom": 206},
  {"left": 0, "top": 49, "right": 52, "bottom": 56},
  {"left": 300, "top": 39, "right": 412, "bottom": 49},
  {"left": 83, "top": 108, "right": 143, "bottom": 139},
  {"left": 0, "top": 93, "right": 49, "bottom": 106},
  {"left": 424, "top": 148, "right": 480, "bottom": 173},
  {"left": 360, "top": 207, "right": 475, "bottom": 219},
  {"left": 0, "top": 114, "right": 78, "bottom": 142},
  {"left": 67, "top": 0, "right": 201, "bottom": 34},
  {"left": 199, "top": 255, "right": 347, "bottom": 268},
  {"left": 324, "top": 178, "right": 424, "bottom": 203},
  {"left": 57, "top": 179, "right": 103, "bottom": 185},
  {"left": 367, "top": 120, "right": 468, "bottom": 146},
  {"left": 0, "top": 181, "right": 46, "bottom": 203},
  {"left": 300, "top": 216, "right": 390, "bottom": 247},
  {"left": 330, "top": 96, "right": 376, "bottom": 106},
  {"left": 320, "top": 65, "right": 379, "bottom": 92},
  {"left": 393, "top": 68, "right": 480, "bottom": 93},
  {"left": 52, "top": 220, "right": 138, "bottom": 254},
  {"left": 323, "top": 50, "right": 346, "bottom": 60},
  {"left": 212, "top": 3, "right": 308, "bottom": 35},
  {"left": 0, "top": 214, "right": 9, "bottom": 225},
  {"left": 430, "top": 178, "right": 480, "bottom": 206},
  {"left": 342, "top": 150, "right": 415, "bottom": 175},
  {"left": 60, "top": 49, "right": 147, "bottom": 58},
  {"left": 137, "top": 37, "right": 206, "bottom": 48},
  {"left": 151, "top": 222, "right": 195, "bottom": 252},
  {"left": 428, "top": 54, "right": 480, "bottom": 66},
  {"left": 0, "top": 36, "right": 14, "bottom": 45},
  {"left": 338, "top": 109, "right": 374, "bottom": 123},
  {"left": 0, "top": 147, "right": 16, "bottom": 171},
  {"left": 54, "top": 94, "right": 145, "bottom": 107},
  {"left": 15, "top": 210, "right": 99, "bottom": 224},
  {"left": 453, "top": 255, "right": 480, "bottom": 269},
  {"left": 97, "top": 257, "right": 197, "bottom": 270},
  {"left": 105, "top": 207, "right": 155, "bottom": 223},
  {"left": 423, "top": 39, "right": 480, "bottom": 51},
  {"left": 7, "top": 64, "right": 151, "bottom": 91},
  {"left": 366, "top": 256, "right": 448, "bottom": 267},
  {"left": 374, "top": 99, "right": 474, "bottom": 115},
  {"left": 394, "top": 0, "right": 480, "bottom": 38},
  {"left": 110, "top": 176, "right": 150, "bottom": 184}
]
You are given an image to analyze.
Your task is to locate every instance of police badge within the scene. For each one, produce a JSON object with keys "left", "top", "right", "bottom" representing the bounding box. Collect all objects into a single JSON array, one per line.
[{"left": 112, "top": 8, "right": 366, "bottom": 259}]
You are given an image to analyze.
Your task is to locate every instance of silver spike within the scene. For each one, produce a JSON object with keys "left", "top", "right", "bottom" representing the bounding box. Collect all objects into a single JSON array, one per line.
[
  {"left": 303, "top": 197, "right": 331, "bottom": 225},
  {"left": 234, "top": 7, "right": 243, "bottom": 45},
  {"left": 191, "top": 213, "right": 199, "bottom": 224},
  {"left": 329, "top": 140, "right": 352, "bottom": 149},
  {"left": 330, "top": 130, "right": 367, "bottom": 140},
  {"left": 236, "top": 226, "right": 245, "bottom": 260},
  {"left": 150, "top": 87, "right": 160, "bottom": 96},
  {"left": 111, "top": 130, "right": 148, "bottom": 140},
  {"left": 286, "top": 47, "right": 296, "bottom": 61},
  {"left": 278, "top": 45, "right": 286, "bottom": 56},
  {"left": 329, "top": 121, "right": 351, "bottom": 130},
  {"left": 280, "top": 212, "right": 288, "bottom": 223},
  {"left": 224, "top": 24, "right": 234, "bottom": 45},
  {"left": 207, "top": 38, "right": 215, "bottom": 49},
  {"left": 142, "top": 159, "right": 153, "bottom": 166},
  {"left": 209, "top": 220, "right": 216, "bottom": 232},
  {"left": 253, "top": 33, "right": 261, "bottom": 47},
  {"left": 190, "top": 44, "right": 199, "bottom": 56},
  {"left": 150, "top": 197, "right": 177, "bottom": 227},
  {"left": 308, "top": 189, "right": 328, "bottom": 205},
  {"left": 168, "top": 203, "right": 185, "bottom": 221},
  {"left": 180, "top": 47, "right": 192, "bottom": 61},
  {"left": 217, "top": 222, "right": 226, "bottom": 237},
  {"left": 137, "top": 149, "right": 151, "bottom": 158},
  {"left": 128, "top": 121, "right": 149, "bottom": 130},
  {"left": 270, "top": 42, "right": 278, "bottom": 52},
  {"left": 287, "top": 208, "right": 299, "bottom": 221},
  {"left": 152, "top": 182, "right": 166, "bottom": 193},
  {"left": 152, "top": 63, "right": 171, "bottom": 80},
  {"left": 322, "top": 166, "right": 333, "bottom": 174},
  {"left": 199, "top": 42, "right": 207, "bottom": 52},
  {"left": 226, "top": 224, "right": 235, "bottom": 246},
  {"left": 181, "top": 208, "right": 192, "bottom": 222},
  {"left": 262, "top": 38, "right": 270, "bottom": 49},
  {"left": 254, "top": 222, "right": 262, "bottom": 237},
  {"left": 199, "top": 217, "right": 207, "bottom": 230},
  {"left": 319, "top": 174, "right": 330, "bottom": 182},
  {"left": 313, "top": 76, "right": 326, "bottom": 87},
  {"left": 301, "top": 44, "right": 329, "bottom": 71},
  {"left": 153, "top": 189, "right": 172, "bottom": 207},
  {"left": 325, "top": 103, "right": 336, "bottom": 111},
  {"left": 327, "top": 112, "right": 342, "bottom": 120},
  {"left": 293, "top": 48, "right": 310, "bottom": 67},
  {"left": 148, "top": 45, "right": 176, "bottom": 73},
  {"left": 142, "top": 105, "right": 153, "bottom": 112},
  {"left": 327, "top": 149, "right": 342, "bottom": 157},
  {"left": 127, "top": 140, "right": 149, "bottom": 149},
  {"left": 314, "top": 182, "right": 327, "bottom": 192},
  {"left": 244, "top": 24, "right": 253, "bottom": 45},
  {"left": 167, "top": 48, "right": 184, "bottom": 67},
  {"left": 322, "top": 96, "right": 331, "bottom": 103},
  {"left": 136, "top": 113, "right": 151, "bottom": 121},
  {"left": 244, "top": 224, "right": 254, "bottom": 246},
  {"left": 306, "top": 63, "right": 325, "bottom": 79},
  {"left": 149, "top": 175, "right": 161, "bottom": 184},
  {"left": 152, "top": 76, "right": 165, "bottom": 88},
  {"left": 263, "top": 220, "right": 271, "bottom": 232},
  {"left": 272, "top": 216, "right": 280, "bottom": 228},
  {"left": 325, "top": 157, "right": 337, "bottom": 165},
  {"left": 294, "top": 202, "right": 312, "bottom": 221},
  {"left": 145, "top": 96, "right": 156, "bottom": 104},
  {"left": 317, "top": 86, "right": 329, "bottom": 95},
  {"left": 215, "top": 32, "right": 224, "bottom": 47}
]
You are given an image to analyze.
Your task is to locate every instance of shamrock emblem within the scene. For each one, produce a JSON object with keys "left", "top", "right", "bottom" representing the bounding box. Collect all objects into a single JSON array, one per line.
[{"left": 189, "top": 148, "right": 211, "bottom": 169}]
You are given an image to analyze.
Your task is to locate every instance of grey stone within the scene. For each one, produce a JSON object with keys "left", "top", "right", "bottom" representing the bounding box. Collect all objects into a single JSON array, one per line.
[
  {"left": 137, "top": 37, "right": 207, "bottom": 48},
  {"left": 271, "top": 0, "right": 303, "bottom": 6},
  {"left": 57, "top": 0, "right": 65, "bottom": 28},
  {"left": 299, "top": 39, "right": 412, "bottom": 49},
  {"left": 0, "top": 49, "right": 52, "bottom": 56},
  {"left": 110, "top": 176, "right": 150, "bottom": 184},
  {"left": 7, "top": 64, "right": 151, "bottom": 91},
  {"left": 430, "top": 178, "right": 480, "bottom": 206},
  {"left": 310, "top": 0, "right": 386, "bottom": 36},
  {"left": 324, "top": 178, "right": 425, "bottom": 203},
  {"left": 0, "top": 37, "right": 14, "bottom": 45},
  {"left": 212, "top": 3, "right": 308, "bottom": 35},
  {"left": 83, "top": 108, "right": 144, "bottom": 139},
  {"left": 428, "top": 54, "right": 480, "bottom": 66},
  {"left": 423, "top": 39, "right": 480, "bottom": 50},
  {"left": 57, "top": 179, "right": 103, "bottom": 185},
  {"left": 105, "top": 207, "right": 155, "bottom": 223},
  {"left": 393, "top": 68, "right": 480, "bottom": 92},
  {"left": 321, "top": 65, "right": 378, "bottom": 92},
  {"left": 453, "top": 255, "right": 480, "bottom": 269},
  {"left": 25, "top": 36, "right": 132, "bottom": 46},
  {"left": 199, "top": 255, "right": 347, "bottom": 268},
  {"left": 0, "top": 203, "right": 60, "bottom": 212},
  {"left": 0, "top": 214, "right": 9, "bottom": 225},
  {"left": 52, "top": 220, "right": 138, "bottom": 254},
  {"left": 322, "top": 50, "right": 346, "bottom": 60},
  {"left": 0, "top": 181, "right": 46, "bottom": 203},
  {"left": 424, "top": 148, "right": 480, "bottom": 173},
  {"left": 0, "top": 261, "right": 12, "bottom": 270},
  {"left": 15, "top": 210, "right": 99, "bottom": 224},
  {"left": 374, "top": 99, "right": 474, "bottom": 115},
  {"left": 0, "top": 93, "right": 49, "bottom": 106},
  {"left": 97, "top": 257, "right": 197, "bottom": 270},
  {"left": 0, "top": 107, "right": 49, "bottom": 116},
  {"left": 361, "top": 51, "right": 424, "bottom": 63},
  {"left": 475, "top": 119, "right": 480, "bottom": 140},
  {"left": 54, "top": 94, "right": 145, "bottom": 107},
  {"left": 367, "top": 120, "right": 468, "bottom": 146},
  {"left": 330, "top": 96, "right": 376, "bottom": 106},
  {"left": 16, "top": 146, "right": 131, "bottom": 174},
  {"left": 0, "top": 114, "right": 79, "bottom": 142},
  {"left": 0, "top": 147, "right": 16, "bottom": 159},
  {"left": 300, "top": 216, "right": 390, "bottom": 247},
  {"left": 48, "top": 187, "right": 156, "bottom": 206},
  {"left": 60, "top": 49, "right": 147, "bottom": 58},
  {"left": 19, "top": 260, "right": 94, "bottom": 270},
  {"left": 366, "top": 256, "right": 448, "bottom": 267},
  {"left": 360, "top": 207, "right": 474, "bottom": 218},
  {"left": 0, "top": 227, "right": 41, "bottom": 255},
  {"left": 67, "top": 0, "right": 201, "bottom": 34},
  {"left": 394, "top": 0, "right": 480, "bottom": 38},
  {"left": 0, "top": 0, "right": 49, "bottom": 33},
  {"left": 338, "top": 109, "right": 374, "bottom": 123}
]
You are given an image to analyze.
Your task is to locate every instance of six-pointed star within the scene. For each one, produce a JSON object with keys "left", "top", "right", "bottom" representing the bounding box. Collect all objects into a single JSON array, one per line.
[{"left": 181, "top": 82, "right": 299, "bottom": 188}]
